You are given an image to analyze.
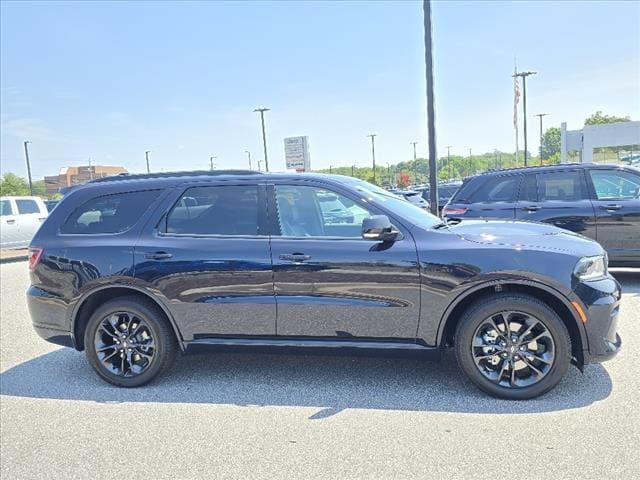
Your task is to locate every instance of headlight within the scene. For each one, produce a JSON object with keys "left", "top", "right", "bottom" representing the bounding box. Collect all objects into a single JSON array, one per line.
[{"left": 574, "top": 255, "right": 607, "bottom": 281}]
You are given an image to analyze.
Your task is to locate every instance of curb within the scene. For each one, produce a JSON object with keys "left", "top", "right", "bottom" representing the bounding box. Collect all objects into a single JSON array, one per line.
[{"left": 0, "top": 255, "right": 28, "bottom": 264}]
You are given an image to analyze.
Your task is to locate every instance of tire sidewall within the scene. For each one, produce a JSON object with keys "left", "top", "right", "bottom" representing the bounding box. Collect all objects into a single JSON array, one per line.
[
  {"left": 84, "top": 299, "right": 170, "bottom": 387},
  {"left": 455, "top": 295, "right": 571, "bottom": 400}
]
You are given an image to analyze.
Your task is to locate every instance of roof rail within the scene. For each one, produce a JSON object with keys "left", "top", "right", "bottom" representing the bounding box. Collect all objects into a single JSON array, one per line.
[{"left": 88, "top": 169, "right": 261, "bottom": 184}]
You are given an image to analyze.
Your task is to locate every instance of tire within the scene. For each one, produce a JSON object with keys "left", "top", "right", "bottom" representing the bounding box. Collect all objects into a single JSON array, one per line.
[
  {"left": 454, "top": 293, "right": 572, "bottom": 400},
  {"left": 84, "top": 296, "right": 177, "bottom": 387}
]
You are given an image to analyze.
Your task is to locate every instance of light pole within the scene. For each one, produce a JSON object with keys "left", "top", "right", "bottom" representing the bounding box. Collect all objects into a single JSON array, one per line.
[
  {"left": 535, "top": 113, "right": 549, "bottom": 165},
  {"left": 245, "top": 150, "right": 252, "bottom": 170},
  {"left": 367, "top": 134, "right": 377, "bottom": 184},
  {"left": 468, "top": 148, "right": 472, "bottom": 176},
  {"left": 423, "top": 0, "right": 438, "bottom": 215},
  {"left": 351, "top": 165, "right": 355, "bottom": 177},
  {"left": 410, "top": 141, "right": 419, "bottom": 183},
  {"left": 445, "top": 145, "right": 452, "bottom": 180},
  {"left": 257, "top": 159, "right": 262, "bottom": 172},
  {"left": 513, "top": 70, "right": 537, "bottom": 166},
  {"left": 23, "top": 140, "right": 33, "bottom": 195},
  {"left": 145, "top": 150, "right": 151, "bottom": 173},
  {"left": 209, "top": 156, "right": 216, "bottom": 171},
  {"left": 253, "top": 108, "right": 270, "bottom": 172}
]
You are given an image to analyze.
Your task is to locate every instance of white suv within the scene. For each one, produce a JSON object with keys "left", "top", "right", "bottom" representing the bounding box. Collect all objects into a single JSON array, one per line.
[{"left": 0, "top": 196, "right": 48, "bottom": 249}]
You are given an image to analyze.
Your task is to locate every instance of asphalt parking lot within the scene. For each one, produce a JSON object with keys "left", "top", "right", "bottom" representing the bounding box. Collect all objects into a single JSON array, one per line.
[{"left": 1, "top": 260, "right": 639, "bottom": 479}]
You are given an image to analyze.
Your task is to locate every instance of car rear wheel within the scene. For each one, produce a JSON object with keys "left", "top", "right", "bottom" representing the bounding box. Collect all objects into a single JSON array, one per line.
[
  {"left": 455, "top": 294, "right": 572, "bottom": 399},
  {"left": 84, "top": 297, "right": 177, "bottom": 387}
]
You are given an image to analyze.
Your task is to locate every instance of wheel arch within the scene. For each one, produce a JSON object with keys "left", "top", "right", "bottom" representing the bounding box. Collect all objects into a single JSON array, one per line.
[
  {"left": 436, "top": 280, "right": 587, "bottom": 368},
  {"left": 71, "top": 285, "right": 183, "bottom": 351}
]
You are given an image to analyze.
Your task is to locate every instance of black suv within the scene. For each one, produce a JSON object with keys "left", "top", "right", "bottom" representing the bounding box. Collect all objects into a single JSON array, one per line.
[
  {"left": 27, "top": 171, "right": 622, "bottom": 399},
  {"left": 443, "top": 163, "right": 640, "bottom": 266}
]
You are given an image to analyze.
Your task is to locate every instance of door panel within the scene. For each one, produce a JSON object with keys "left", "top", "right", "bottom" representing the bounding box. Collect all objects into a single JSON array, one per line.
[
  {"left": 517, "top": 170, "right": 596, "bottom": 238},
  {"left": 270, "top": 183, "right": 421, "bottom": 339},
  {"left": 0, "top": 199, "right": 22, "bottom": 248},
  {"left": 588, "top": 169, "right": 640, "bottom": 264},
  {"left": 134, "top": 183, "right": 276, "bottom": 340}
]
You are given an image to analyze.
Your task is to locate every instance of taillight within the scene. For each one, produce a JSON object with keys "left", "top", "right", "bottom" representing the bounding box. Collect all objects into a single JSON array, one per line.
[
  {"left": 28, "top": 247, "right": 43, "bottom": 270},
  {"left": 443, "top": 207, "right": 468, "bottom": 216}
]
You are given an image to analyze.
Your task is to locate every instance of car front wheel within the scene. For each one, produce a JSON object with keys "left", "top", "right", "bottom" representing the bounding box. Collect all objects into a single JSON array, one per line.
[{"left": 455, "top": 294, "right": 572, "bottom": 400}]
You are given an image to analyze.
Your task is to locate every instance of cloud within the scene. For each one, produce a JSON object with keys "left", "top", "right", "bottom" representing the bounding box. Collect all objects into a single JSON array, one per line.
[{"left": 0, "top": 117, "right": 66, "bottom": 143}]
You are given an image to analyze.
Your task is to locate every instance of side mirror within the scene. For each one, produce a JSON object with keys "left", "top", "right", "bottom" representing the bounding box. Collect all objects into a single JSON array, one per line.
[{"left": 361, "top": 215, "right": 401, "bottom": 242}]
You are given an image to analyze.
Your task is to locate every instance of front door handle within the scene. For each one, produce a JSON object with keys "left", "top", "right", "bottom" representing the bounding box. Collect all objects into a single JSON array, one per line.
[
  {"left": 279, "top": 253, "right": 311, "bottom": 262},
  {"left": 144, "top": 251, "right": 173, "bottom": 260},
  {"left": 600, "top": 204, "right": 622, "bottom": 211},
  {"left": 522, "top": 205, "right": 540, "bottom": 212},
  {"left": 6, "top": 219, "right": 15, "bottom": 224}
]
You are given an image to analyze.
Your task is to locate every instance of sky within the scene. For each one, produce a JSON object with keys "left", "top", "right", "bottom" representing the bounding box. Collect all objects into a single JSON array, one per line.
[{"left": 1, "top": 0, "right": 639, "bottom": 178}]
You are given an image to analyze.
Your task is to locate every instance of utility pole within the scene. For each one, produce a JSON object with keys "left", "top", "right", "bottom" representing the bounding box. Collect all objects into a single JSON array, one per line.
[
  {"left": 410, "top": 141, "right": 419, "bottom": 183},
  {"left": 423, "top": 0, "right": 438, "bottom": 215},
  {"left": 253, "top": 108, "right": 270, "bottom": 172},
  {"left": 367, "top": 134, "right": 377, "bottom": 184},
  {"left": 535, "top": 113, "right": 549, "bottom": 166},
  {"left": 468, "top": 148, "right": 472, "bottom": 176},
  {"left": 329, "top": 165, "right": 332, "bottom": 174},
  {"left": 145, "top": 150, "right": 151, "bottom": 173},
  {"left": 513, "top": 70, "right": 537, "bottom": 166},
  {"left": 245, "top": 150, "right": 252, "bottom": 170},
  {"left": 445, "top": 145, "right": 452, "bottom": 180},
  {"left": 257, "top": 159, "right": 262, "bottom": 172},
  {"left": 351, "top": 165, "right": 355, "bottom": 177},
  {"left": 209, "top": 156, "right": 216, "bottom": 171},
  {"left": 88, "top": 157, "right": 93, "bottom": 180},
  {"left": 23, "top": 141, "right": 33, "bottom": 195},
  {"left": 494, "top": 149, "right": 499, "bottom": 170}
]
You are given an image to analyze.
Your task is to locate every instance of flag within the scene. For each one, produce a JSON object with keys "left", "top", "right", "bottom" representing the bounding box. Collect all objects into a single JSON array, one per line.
[{"left": 513, "top": 75, "right": 520, "bottom": 128}]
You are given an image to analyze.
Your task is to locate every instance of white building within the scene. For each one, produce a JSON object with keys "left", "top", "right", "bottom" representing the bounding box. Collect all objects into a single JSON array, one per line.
[{"left": 560, "top": 121, "right": 640, "bottom": 163}]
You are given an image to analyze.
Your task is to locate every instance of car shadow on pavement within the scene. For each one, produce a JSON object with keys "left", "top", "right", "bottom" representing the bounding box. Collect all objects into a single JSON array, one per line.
[{"left": 0, "top": 348, "right": 612, "bottom": 418}]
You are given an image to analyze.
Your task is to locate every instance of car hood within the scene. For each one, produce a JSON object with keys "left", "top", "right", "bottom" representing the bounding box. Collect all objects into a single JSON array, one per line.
[{"left": 447, "top": 220, "right": 603, "bottom": 256}]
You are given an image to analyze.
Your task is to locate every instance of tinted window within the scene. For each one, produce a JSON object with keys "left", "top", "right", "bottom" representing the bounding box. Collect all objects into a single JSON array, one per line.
[
  {"left": 537, "top": 171, "right": 585, "bottom": 201},
  {"left": 166, "top": 185, "right": 259, "bottom": 236},
  {"left": 0, "top": 200, "right": 12, "bottom": 216},
  {"left": 16, "top": 199, "right": 40, "bottom": 214},
  {"left": 519, "top": 174, "right": 538, "bottom": 202},
  {"left": 589, "top": 170, "right": 640, "bottom": 200},
  {"left": 61, "top": 190, "right": 160, "bottom": 234},
  {"left": 276, "top": 185, "right": 371, "bottom": 237},
  {"left": 469, "top": 176, "right": 520, "bottom": 202}
]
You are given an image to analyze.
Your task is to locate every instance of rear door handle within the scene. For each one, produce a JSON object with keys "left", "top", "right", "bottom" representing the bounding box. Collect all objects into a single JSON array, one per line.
[
  {"left": 279, "top": 253, "right": 311, "bottom": 262},
  {"left": 600, "top": 204, "right": 622, "bottom": 211},
  {"left": 144, "top": 251, "right": 173, "bottom": 260},
  {"left": 6, "top": 219, "right": 15, "bottom": 224},
  {"left": 522, "top": 205, "right": 540, "bottom": 212}
]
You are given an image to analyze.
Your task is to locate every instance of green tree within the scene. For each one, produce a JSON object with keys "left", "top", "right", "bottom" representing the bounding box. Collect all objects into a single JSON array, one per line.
[
  {"left": 0, "top": 173, "right": 30, "bottom": 196},
  {"left": 541, "top": 127, "right": 561, "bottom": 159},
  {"left": 585, "top": 111, "right": 631, "bottom": 125}
]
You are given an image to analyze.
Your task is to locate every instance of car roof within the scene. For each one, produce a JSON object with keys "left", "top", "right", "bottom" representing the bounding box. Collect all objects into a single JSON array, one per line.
[{"left": 467, "top": 163, "right": 638, "bottom": 181}]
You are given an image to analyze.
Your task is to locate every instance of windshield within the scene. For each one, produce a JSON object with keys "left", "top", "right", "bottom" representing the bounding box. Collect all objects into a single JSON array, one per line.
[{"left": 341, "top": 178, "right": 441, "bottom": 228}]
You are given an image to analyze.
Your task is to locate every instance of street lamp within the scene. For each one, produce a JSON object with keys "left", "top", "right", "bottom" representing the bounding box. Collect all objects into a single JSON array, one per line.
[
  {"left": 23, "top": 141, "right": 33, "bottom": 195},
  {"left": 209, "top": 156, "right": 216, "bottom": 171},
  {"left": 245, "top": 150, "right": 252, "bottom": 170},
  {"left": 410, "top": 141, "right": 419, "bottom": 183},
  {"left": 145, "top": 150, "right": 151, "bottom": 173},
  {"left": 367, "top": 134, "right": 377, "bottom": 184},
  {"left": 445, "top": 145, "right": 453, "bottom": 180},
  {"left": 535, "top": 113, "right": 549, "bottom": 165},
  {"left": 253, "top": 108, "right": 270, "bottom": 172},
  {"left": 513, "top": 70, "right": 537, "bottom": 166}
]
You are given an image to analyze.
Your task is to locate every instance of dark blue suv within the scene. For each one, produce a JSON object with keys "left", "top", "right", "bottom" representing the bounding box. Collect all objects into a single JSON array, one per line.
[
  {"left": 27, "top": 171, "right": 622, "bottom": 399},
  {"left": 443, "top": 163, "right": 640, "bottom": 266}
]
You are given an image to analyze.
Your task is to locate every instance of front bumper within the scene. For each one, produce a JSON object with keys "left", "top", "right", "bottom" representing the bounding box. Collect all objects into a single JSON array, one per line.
[{"left": 575, "top": 275, "right": 622, "bottom": 364}]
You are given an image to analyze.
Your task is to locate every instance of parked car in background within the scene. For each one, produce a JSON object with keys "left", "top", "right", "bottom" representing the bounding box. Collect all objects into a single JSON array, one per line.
[
  {"left": 621, "top": 153, "right": 640, "bottom": 166},
  {"left": 442, "top": 164, "right": 640, "bottom": 266},
  {"left": 399, "top": 190, "right": 430, "bottom": 210},
  {"left": 27, "top": 171, "right": 621, "bottom": 399},
  {"left": 421, "top": 181, "right": 462, "bottom": 212},
  {"left": 0, "top": 196, "right": 48, "bottom": 249}
]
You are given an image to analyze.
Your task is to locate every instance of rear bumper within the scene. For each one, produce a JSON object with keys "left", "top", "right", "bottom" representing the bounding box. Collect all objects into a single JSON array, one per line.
[
  {"left": 27, "top": 285, "right": 75, "bottom": 348},
  {"left": 576, "top": 276, "right": 623, "bottom": 364}
]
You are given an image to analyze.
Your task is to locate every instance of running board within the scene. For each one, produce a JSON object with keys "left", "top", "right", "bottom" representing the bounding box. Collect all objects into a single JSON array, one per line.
[{"left": 183, "top": 337, "right": 443, "bottom": 359}]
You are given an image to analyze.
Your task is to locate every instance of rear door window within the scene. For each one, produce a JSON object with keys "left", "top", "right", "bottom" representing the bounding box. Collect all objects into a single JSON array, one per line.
[
  {"left": 16, "top": 199, "right": 40, "bottom": 214},
  {"left": 469, "top": 175, "right": 520, "bottom": 203},
  {"left": 519, "top": 174, "right": 538, "bottom": 202},
  {"left": 165, "top": 185, "right": 260, "bottom": 236},
  {"left": 0, "top": 200, "right": 13, "bottom": 216},
  {"left": 61, "top": 190, "right": 161, "bottom": 234},
  {"left": 537, "top": 170, "right": 586, "bottom": 201}
]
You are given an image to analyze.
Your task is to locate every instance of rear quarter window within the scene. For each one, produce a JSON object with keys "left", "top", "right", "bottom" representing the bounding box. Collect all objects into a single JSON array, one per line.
[
  {"left": 464, "top": 175, "right": 521, "bottom": 203},
  {"left": 60, "top": 190, "right": 161, "bottom": 234}
]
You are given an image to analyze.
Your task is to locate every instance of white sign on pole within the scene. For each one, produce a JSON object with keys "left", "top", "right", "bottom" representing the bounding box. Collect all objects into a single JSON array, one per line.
[{"left": 284, "top": 136, "right": 310, "bottom": 172}]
